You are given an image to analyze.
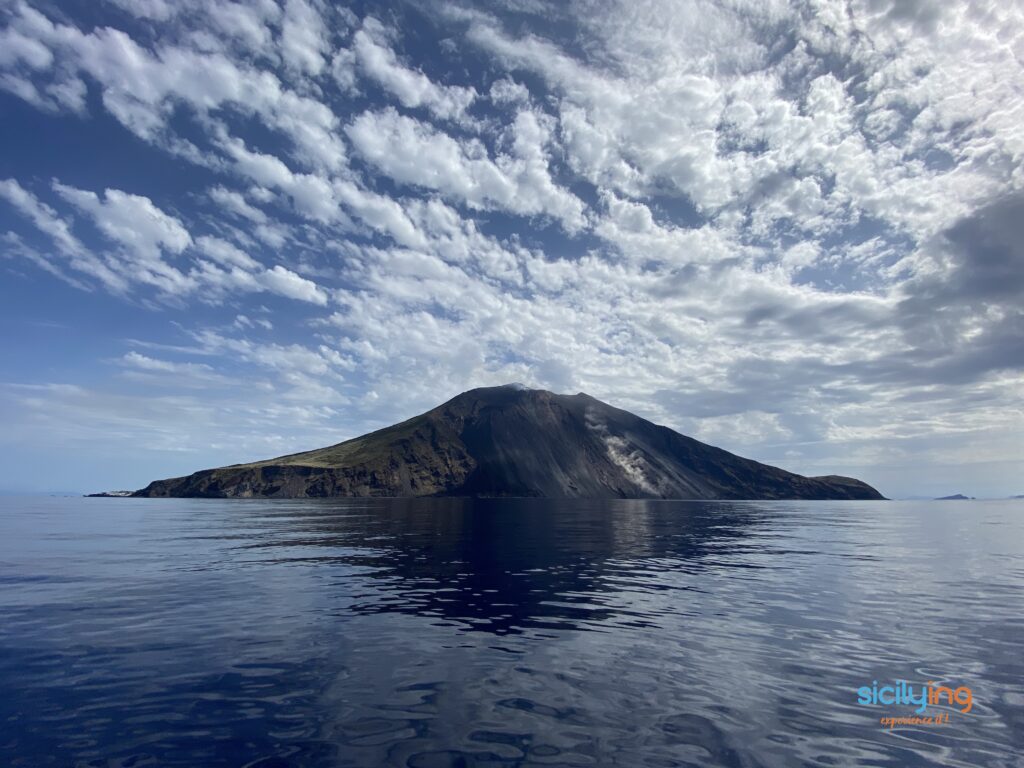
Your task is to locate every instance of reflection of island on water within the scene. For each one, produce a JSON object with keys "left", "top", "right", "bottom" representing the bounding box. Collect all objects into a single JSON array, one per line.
[{"left": 235, "top": 498, "right": 772, "bottom": 635}]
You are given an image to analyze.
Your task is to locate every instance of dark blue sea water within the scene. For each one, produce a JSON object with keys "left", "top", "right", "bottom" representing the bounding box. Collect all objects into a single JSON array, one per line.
[{"left": 1, "top": 497, "right": 1022, "bottom": 767}]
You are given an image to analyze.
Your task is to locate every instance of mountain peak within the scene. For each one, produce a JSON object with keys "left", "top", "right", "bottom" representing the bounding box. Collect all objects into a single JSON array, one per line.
[{"left": 459, "top": 382, "right": 541, "bottom": 398}]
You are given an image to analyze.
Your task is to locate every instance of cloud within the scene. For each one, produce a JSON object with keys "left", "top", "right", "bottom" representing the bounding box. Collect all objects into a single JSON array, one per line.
[
  {"left": 54, "top": 182, "right": 196, "bottom": 295},
  {"left": 104, "top": 0, "right": 178, "bottom": 22},
  {"left": 489, "top": 77, "right": 530, "bottom": 106},
  {"left": 3, "top": 177, "right": 329, "bottom": 306},
  {"left": 191, "top": 235, "right": 330, "bottom": 306},
  {"left": 208, "top": 186, "right": 268, "bottom": 224},
  {"left": 213, "top": 132, "right": 425, "bottom": 248},
  {"left": 906, "top": 193, "right": 1024, "bottom": 314},
  {"left": 280, "top": 0, "right": 328, "bottom": 76},
  {"left": 1, "top": 178, "right": 83, "bottom": 256},
  {"left": 258, "top": 264, "right": 328, "bottom": 305},
  {"left": 893, "top": 192, "right": 1024, "bottom": 380},
  {"left": 234, "top": 314, "right": 273, "bottom": 331},
  {"left": 1, "top": 0, "right": 1023, "bottom": 495},
  {"left": 0, "top": 231, "right": 91, "bottom": 290},
  {"left": 352, "top": 18, "right": 476, "bottom": 121},
  {"left": 0, "top": 23, "right": 52, "bottom": 68},
  {"left": 0, "top": 2, "right": 345, "bottom": 171},
  {"left": 456, "top": 0, "right": 1024, "bottom": 247},
  {"left": 0, "top": 178, "right": 128, "bottom": 291},
  {"left": 195, "top": 235, "right": 262, "bottom": 271},
  {"left": 122, "top": 351, "right": 211, "bottom": 373},
  {"left": 346, "top": 107, "right": 587, "bottom": 232},
  {"left": 55, "top": 183, "right": 192, "bottom": 260},
  {"left": 117, "top": 351, "right": 237, "bottom": 388},
  {"left": 331, "top": 178, "right": 426, "bottom": 248},
  {"left": 205, "top": 1, "right": 279, "bottom": 55},
  {"left": 458, "top": 12, "right": 744, "bottom": 210},
  {"left": 193, "top": 330, "right": 351, "bottom": 380}
]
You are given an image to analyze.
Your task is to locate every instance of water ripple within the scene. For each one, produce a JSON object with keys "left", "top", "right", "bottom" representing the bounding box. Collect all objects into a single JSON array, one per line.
[{"left": 1, "top": 497, "right": 1022, "bottom": 766}]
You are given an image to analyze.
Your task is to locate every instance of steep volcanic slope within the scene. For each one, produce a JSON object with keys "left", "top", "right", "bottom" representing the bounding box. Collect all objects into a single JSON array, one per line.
[{"left": 135, "top": 385, "right": 884, "bottom": 499}]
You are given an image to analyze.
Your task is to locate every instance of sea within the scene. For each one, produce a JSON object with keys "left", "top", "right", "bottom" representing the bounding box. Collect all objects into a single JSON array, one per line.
[{"left": 1, "top": 497, "right": 1021, "bottom": 767}]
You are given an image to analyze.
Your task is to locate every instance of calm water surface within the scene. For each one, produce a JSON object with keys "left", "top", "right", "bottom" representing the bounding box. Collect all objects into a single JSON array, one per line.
[{"left": 1, "top": 498, "right": 1022, "bottom": 767}]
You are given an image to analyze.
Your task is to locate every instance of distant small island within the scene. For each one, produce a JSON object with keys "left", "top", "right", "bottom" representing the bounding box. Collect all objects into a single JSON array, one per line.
[
  {"left": 85, "top": 491, "right": 134, "bottom": 498},
  {"left": 132, "top": 385, "right": 884, "bottom": 501},
  {"left": 935, "top": 494, "right": 975, "bottom": 500}
]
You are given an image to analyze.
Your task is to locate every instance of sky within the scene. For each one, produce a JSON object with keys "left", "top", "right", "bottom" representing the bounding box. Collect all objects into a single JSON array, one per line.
[{"left": 0, "top": 0, "right": 1021, "bottom": 498}]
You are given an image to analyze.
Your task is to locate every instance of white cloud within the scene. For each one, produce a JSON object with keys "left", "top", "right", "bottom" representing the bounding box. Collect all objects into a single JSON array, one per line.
[
  {"left": 280, "top": 0, "right": 328, "bottom": 76},
  {"left": 1, "top": 0, "right": 1022, "bottom": 495},
  {"left": 461, "top": 13, "right": 739, "bottom": 210},
  {"left": 3, "top": 177, "right": 329, "bottom": 307},
  {"left": 331, "top": 178, "right": 427, "bottom": 249},
  {"left": 455, "top": 0, "right": 1024, "bottom": 243},
  {"left": 53, "top": 183, "right": 196, "bottom": 295},
  {"left": 0, "top": 24, "right": 52, "bottom": 68},
  {"left": 193, "top": 330, "right": 348, "bottom": 379},
  {"left": 1, "top": 178, "right": 83, "bottom": 257},
  {"left": 0, "top": 3, "right": 346, "bottom": 171},
  {"left": 258, "top": 264, "right": 328, "bottom": 305},
  {"left": 208, "top": 185, "right": 268, "bottom": 224},
  {"left": 216, "top": 134, "right": 344, "bottom": 223},
  {"left": 234, "top": 313, "right": 273, "bottom": 331},
  {"left": 214, "top": 131, "right": 429, "bottom": 248},
  {"left": 55, "top": 183, "right": 192, "bottom": 260},
  {"left": 121, "top": 351, "right": 217, "bottom": 376},
  {"left": 489, "top": 77, "right": 529, "bottom": 106},
  {"left": 0, "top": 178, "right": 128, "bottom": 291},
  {"left": 205, "top": 1, "right": 279, "bottom": 55},
  {"left": 353, "top": 18, "right": 476, "bottom": 121},
  {"left": 104, "top": 0, "right": 178, "bottom": 22},
  {"left": 346, "top": 108, "right": 587, "bottom": 232},
  {"left": 330, "top": 46, "right": 358, "bottom": 93},
  {"left": 195, "top": 234, "right": 262, "bottom": 271}
]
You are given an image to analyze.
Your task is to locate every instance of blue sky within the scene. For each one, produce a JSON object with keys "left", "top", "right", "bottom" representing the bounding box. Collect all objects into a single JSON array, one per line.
[{"left": 1, "top": 0, "right": 1022, "bottom": 497}]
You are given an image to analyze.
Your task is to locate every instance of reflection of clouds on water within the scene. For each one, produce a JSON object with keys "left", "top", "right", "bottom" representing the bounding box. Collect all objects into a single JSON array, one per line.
[{"left": 609, "top": 498, "right": 654, "bottom": 553}]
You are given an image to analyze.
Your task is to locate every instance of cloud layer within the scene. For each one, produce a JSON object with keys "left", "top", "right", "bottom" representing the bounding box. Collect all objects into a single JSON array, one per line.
[{"left": 0, "top": 0, "right": 1021, "bottom": 496}]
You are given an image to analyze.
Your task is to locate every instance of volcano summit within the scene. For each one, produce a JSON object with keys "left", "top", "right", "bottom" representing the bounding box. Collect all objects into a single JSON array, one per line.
[{"left": 135, "top": 385, "right": 883, "bottom": 500}]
